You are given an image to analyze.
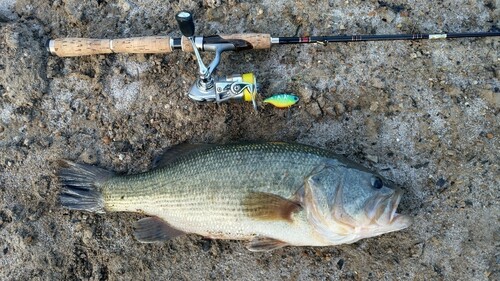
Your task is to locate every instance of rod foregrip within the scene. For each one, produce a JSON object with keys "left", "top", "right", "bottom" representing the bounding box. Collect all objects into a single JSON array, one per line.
[
  {"left": 223, "top": 33, "right": 272, "bottom": 49},
  {"left": 180, "top": 33, "right": 272, "bottom": 52},
  {"left": 48, "top": 36, "right": 173, "bottom": 57}
]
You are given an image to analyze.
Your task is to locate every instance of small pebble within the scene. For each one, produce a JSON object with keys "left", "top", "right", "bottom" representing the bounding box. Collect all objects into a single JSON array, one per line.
[
  {"left": 119, "top": 0, "right": 131, "bottom": 12},
  {"left": 82, "top": 229, "right": 93, "bottom": 245},
  {"left": 5, "top": 32, "right": 19, "bottom": 49},
  {"left": 201, "top": 239, "right": 211, "bottom": 252},
  {"left": 436, "top": 178, "right": 447, "bottom": 187},
  {"left": 334, "top": 102, "right": 345, "bottom": 115},
  {"left": 324, "top": 106, "right": 335, "bottom": 116},
  {"left": 411, "top": 242, "right": 425, "bottom": 257},
  {"left": 371, "top": 78, "right": 385, "bottom": 89},
  {"left": 337, "top": 259, "right": 345, "bottom": 270},
  {"left": 102, "top": 136, "right": 111, "bottom": 144},
  {"left": 80, "top": 151, "right": 97, "bottom": 164},
  {"left": 24, "top": 235, "right": 33, "bottom": 245},
  {"left": 486, "top": 133, "right": 493, "bottom": 139},
  {"left": 366, "top": 155, "right": 379, "bottom": 163},
  {"left": 205, "top": 0, "right": 222, "bottom": 8},
  {"left": 307, "top": 102, "right": 323, "bottom": 118},
  {"left": 299, "top": 87, "right": 313, "bottom": 103},
  {"left": 382, "top": 10, "right": 396, "bottom": 23}
]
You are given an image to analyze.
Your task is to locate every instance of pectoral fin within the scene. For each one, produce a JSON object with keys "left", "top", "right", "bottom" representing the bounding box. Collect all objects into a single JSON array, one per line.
[
  {"left": 133, "top": 217, "right": 186, "bottom": 243},
  {"left": 246, "top": 236, "right": 289, "bottom": 252},
  {"left": 242, "top": 192, "right": 302, "bottom": 222}
]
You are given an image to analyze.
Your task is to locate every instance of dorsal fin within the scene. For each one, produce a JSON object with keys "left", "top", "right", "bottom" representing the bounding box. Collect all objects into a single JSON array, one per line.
[{"left": 153, "top": 143, "right": 214, "bottom": 169}]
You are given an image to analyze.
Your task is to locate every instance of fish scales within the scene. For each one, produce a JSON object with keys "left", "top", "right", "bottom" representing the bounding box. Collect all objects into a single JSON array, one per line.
[
  {"left": 59, "top": 142, "right": 412, "bottom": 251},
  {"left": 106, "top": 144, "right": 328, "bottom": 203},
  {"left": 109, "top": 148, "right": 310, "bottom": 192},
  {"left": 102, "top": 143, "right": 329, "bottom": 240}
]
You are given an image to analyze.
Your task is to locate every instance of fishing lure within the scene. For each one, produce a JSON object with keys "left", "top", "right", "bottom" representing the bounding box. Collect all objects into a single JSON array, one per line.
[{"left": 263, "top": 94, "right": 299, "bottom": 108}]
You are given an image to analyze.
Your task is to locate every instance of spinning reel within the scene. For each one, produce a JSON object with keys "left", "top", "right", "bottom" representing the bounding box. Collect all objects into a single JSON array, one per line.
[{"left": 175, "top": 11, "right": 258, "bottom": 110}]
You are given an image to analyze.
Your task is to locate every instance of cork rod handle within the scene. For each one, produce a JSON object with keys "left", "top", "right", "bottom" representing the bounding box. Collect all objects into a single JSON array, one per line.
[
  {"left": 48, "top": 36, "right": 173, "bottom": 57},
  {"left": 48, "top": 33, "right": 272, "bottom": 57},
  {"left": 221, "top": 33, "right": 272, "bottom": 49}
]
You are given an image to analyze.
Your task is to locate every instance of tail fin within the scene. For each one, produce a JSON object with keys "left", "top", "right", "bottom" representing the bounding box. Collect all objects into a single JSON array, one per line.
[{"left": 58, "top": 160, "right": 113, "bottom": 213}]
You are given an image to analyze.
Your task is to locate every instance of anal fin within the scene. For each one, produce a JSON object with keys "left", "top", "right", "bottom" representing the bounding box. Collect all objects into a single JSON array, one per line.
[
  {"left": 133, "top": 217, "right": 186, "bottom": 243},
  {"left": 246, "top": 236, "right": 289, "bottom": 252}
]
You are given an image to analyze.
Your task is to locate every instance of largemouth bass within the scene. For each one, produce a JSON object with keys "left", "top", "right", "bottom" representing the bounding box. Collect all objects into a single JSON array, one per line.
[{"left": 59, "top": 142, "right": 411, "bottom": 251}]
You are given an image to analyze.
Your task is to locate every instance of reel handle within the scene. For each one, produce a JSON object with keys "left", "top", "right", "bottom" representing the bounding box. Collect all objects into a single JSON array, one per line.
[{"left": 47, "top": 36, "right": 173, "bottom": 57}]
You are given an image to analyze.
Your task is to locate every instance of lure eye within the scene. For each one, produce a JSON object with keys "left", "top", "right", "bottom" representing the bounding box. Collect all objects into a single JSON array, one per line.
[{"left": 371, "top": 176, "right": 384, "bottom": 189}]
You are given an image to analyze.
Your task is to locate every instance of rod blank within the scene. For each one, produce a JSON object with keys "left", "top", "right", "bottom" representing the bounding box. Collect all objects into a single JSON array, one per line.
[{"left": 275, "top": 31, "right": 500, "bottom": 44}]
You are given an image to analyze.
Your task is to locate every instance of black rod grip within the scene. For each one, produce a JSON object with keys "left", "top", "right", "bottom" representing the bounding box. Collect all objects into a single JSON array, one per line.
[{"left": 176, "top": 11, "right": 195, "bottom": 37}]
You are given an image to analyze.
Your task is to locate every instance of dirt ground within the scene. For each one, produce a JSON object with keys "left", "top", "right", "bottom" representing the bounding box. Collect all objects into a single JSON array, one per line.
[{"left": 0, "top": 0, "right": 498, "bottom": 280}]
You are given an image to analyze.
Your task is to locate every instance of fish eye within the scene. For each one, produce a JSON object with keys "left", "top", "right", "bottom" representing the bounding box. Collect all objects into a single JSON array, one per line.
[{"left": 371, "top": 176, "right": 384, "bottom": 189}]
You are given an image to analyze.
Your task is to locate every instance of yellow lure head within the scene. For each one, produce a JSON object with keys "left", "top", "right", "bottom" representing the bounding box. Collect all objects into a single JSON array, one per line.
[{"left": 263, "top": 94, "right": 300, "bottom": 108}]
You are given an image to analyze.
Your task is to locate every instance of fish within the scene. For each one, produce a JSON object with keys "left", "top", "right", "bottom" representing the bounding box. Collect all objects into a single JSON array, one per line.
[
  {"left": 58, "top": 142, "right": 412, "bottom": 252},
  {"left": 263, "top": 94, "right": 299, "bottom": 108}
]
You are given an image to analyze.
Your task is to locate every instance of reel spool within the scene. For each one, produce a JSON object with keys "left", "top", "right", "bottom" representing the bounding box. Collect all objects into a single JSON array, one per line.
[{"left": 188, "top": 73, "right": 258, "bottom": 109}]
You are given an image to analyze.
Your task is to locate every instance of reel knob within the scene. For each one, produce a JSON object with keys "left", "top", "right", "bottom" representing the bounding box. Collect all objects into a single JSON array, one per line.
[{"left": 175, "top": 11, "right": 195, "bottom": 37}]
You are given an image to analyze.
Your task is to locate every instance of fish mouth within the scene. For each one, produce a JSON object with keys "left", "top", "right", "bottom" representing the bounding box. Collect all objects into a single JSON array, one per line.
[
  {"left": 365, "top": 189, "right": 412, "bottom": 231},
  {"left": 386, "top": 191, "right": 412, "bottom": 230},
  {"left": 388, "top": 190, "right": 402, "bottom": 223}
]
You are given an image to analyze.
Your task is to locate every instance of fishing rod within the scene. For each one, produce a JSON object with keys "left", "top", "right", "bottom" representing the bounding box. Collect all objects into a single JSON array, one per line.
[{"left": 48, "top": 11, "right": 500, "bottom": 110}]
